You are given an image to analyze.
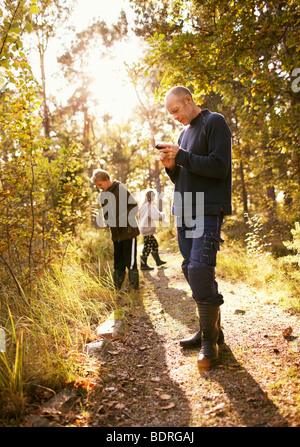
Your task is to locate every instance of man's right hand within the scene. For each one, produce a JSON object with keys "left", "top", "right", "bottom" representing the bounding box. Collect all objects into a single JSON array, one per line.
[{"left": 159, "top": 152, "right": 176, "bottom": 170}]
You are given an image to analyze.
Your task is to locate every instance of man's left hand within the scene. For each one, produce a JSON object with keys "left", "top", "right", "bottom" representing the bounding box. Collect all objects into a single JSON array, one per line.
[{"left": 159, "top": 144, "right": 180, "bottom": 159}]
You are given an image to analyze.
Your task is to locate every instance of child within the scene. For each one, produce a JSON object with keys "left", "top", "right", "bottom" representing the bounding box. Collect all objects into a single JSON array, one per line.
[
  {"left": 91, "top": 169, "right": 140, "bottom": 290},
  {"left": 139, "top": 190, "right": 166, "bottom": 270}
]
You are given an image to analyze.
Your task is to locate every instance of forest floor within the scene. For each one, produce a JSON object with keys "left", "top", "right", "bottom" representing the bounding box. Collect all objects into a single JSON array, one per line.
[{"left": 25, "top": 251, "right": 300, "bottom": 429}]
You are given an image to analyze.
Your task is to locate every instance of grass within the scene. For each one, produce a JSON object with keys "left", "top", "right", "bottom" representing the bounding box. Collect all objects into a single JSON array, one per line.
[
  {"left": 0, "top": 228, "right": 118, "bottom": 424},
  {"left": 218, "top": 237, "right": 300, "bottom": 313},
  {"left": 0, "top": 319, "right": 24, "bottom": 418},
  {"left": 1, "top": 219, "right": 299, "bottom": 424},
  {"left": 159, "top": 219, "right": 300, "bottom": 313}
]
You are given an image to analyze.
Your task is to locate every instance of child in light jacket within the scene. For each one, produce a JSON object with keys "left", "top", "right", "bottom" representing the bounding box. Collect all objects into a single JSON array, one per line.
[{"left": 139, "top": 190, "right": 166, "bottom": 270}]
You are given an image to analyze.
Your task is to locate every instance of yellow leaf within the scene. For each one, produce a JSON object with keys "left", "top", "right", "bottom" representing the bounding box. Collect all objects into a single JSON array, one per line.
[{"left": 30, "top": 5, "right": 39, "bottom": 14}]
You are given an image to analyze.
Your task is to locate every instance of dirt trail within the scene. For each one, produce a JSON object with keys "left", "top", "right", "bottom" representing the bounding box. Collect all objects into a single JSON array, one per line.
[{"left": 74, "top": 252, "right": 300, "bottom": 427}]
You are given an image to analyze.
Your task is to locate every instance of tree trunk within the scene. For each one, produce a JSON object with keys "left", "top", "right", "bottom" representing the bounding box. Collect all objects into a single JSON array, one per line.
[
  {"left": 239, "top": 160, "right": 248, "bottom": 220},
  {"left": 39, "top": 50, "right": 50, "bottom": 139},
  {"left": 83, "top": 105, "right": 91, "bottom": 152},
  {"left": 153, "top": 160, "right": 163, "bottom": 211}
]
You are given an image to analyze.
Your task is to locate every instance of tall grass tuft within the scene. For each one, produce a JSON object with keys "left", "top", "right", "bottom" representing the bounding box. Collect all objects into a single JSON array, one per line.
[
  {"left": 0, "top": 228, "right": 117, "bottom": 423},
  {"left": 0, "top": 308, "right": 24, "bottom": 418}
]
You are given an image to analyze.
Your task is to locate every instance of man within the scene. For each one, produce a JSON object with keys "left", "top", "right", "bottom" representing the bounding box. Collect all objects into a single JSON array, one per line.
[
  {"left": 158, "top": 86, "right": 232, "bottom": 370},
  {"left": 91, "top": 169, "right": 140, "bottom": 291}
]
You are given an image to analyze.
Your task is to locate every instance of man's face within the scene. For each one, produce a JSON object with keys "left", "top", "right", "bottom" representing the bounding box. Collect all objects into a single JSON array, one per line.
[
  {"left": 94, "top": 178, "right": 111, "bottom": 191},
  {"left": 165, "top": 94, "right": 194, "bottom": 126}
]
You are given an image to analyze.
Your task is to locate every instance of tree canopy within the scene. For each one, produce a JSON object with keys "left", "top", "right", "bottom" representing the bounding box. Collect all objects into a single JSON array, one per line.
[
  {"left": 0, "top": 0, "right": 299, "bottom": 296},
  {"left": 129, "top": 0, "right": 300, "bottom": 241}
]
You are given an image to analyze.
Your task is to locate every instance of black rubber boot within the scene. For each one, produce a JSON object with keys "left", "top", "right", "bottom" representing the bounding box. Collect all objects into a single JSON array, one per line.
[
  {"left": 113, "top": 270, "right": 126, "bottom": 290},
  {"left": 180, "top": 330, "right": 202, "bottom": 349},
  {"left": 140, "top": 255, "right": 154, "bottom": 270},
  {"left": 197, "top": 304, "right": 220, "bottom": 370},
  {"left": 152, "top": 252, "right": 167, "bottom": 266},
  {"left": 218, "top": 311, "right": 224, "bottom": 344},
  {"left": 180, "top": 305, "right": 224, "bottom": 349},
  {"left": 128, "top": 268, "right": 139, "bottom": 290}
]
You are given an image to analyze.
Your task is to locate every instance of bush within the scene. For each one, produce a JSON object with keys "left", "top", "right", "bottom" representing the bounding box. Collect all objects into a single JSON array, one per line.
[
  {"left": 282, "top": 222, "right": 300, "bottom": 267},
  {"left": 156, "top": 225, "right": 178, "bottom": 252}
]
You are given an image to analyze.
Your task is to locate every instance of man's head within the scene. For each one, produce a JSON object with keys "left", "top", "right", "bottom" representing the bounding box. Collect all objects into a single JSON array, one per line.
[
  {"left": 91, "top": 169, "right": 112, "bottom": 191},
  {"left": 165, "top": 86, "right": 200, "bottom": 126}
]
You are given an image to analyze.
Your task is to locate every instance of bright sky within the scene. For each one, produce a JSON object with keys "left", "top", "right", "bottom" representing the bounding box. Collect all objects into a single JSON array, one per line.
[
  {"left": 70, "top": 0, "right": 134, "bottom": 29},
  {"left": 33, "top": 0, "right": 144, "bottom": 122}
]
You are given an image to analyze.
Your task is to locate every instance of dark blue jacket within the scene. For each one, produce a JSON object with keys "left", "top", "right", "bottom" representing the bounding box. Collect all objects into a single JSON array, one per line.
[{"left": 166, "top": 109, "right": 232, "bottom": 217}]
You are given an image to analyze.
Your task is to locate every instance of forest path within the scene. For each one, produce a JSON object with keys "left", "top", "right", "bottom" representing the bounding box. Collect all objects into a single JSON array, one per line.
[{"left": 79, "top": 251, "right": 300, "bottom": 427}]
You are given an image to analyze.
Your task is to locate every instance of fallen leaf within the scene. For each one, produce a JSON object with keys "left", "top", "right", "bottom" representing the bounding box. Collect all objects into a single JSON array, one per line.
[
  {"left": 205, "top": 403, "right": 226, "bottom": 415},
  {"left": 246, "top": 396, "right": 257, "bottom": 402},
  {"left": 115, "top": 403, "right": 126, "bottom": 410},
  {"left": 160, "top": 394, "right": 172, "bottom": 400},
  {"left": 41, "top": 408, "right": 62, "bottom": 415},
  {"left": 160, "top": 402, "right": 176, "bottom": 410},
  {"left": 151, "top": 377, "right": 161, "bottom": 382},
  {"left": 282, "top": 326, "right": 293, "bottom": 339}
]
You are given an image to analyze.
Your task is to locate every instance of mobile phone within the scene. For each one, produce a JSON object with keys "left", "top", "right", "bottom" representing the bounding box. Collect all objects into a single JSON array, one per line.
[{"left": 155, "top": 143, "right": 165, "bottom": 149}]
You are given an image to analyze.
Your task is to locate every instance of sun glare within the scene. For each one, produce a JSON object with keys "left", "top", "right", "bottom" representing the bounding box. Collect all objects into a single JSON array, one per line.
[
  {"left": 87, "top": 39, "right": 144, "bottom": 121},
  {"left": 66, "top": 0, "right": 142, "bottom": 121},
  {"left": 30, "top": 0, "right": 143, "bottom": 122},
  {"left": 70, "top": 0, "right": 143, "bottom": 121}
]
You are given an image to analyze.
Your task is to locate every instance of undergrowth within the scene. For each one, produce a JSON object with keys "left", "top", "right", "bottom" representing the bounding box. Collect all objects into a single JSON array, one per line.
[
  {"left": 0, "top": 218, "right": 299, "bottom": 424},
  {"left": 218, "top": 218, "right": 300, "bottom": 313},
  {"left": 158, "top": 217, "right": 300, "bottom": 313},
  {"left": 0, "top": 227, "right": 117, "bottom": 424}
]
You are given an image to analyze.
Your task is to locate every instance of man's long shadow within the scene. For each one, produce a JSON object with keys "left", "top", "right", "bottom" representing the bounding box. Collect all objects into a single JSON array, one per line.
[
  {"left": 143, "top": 266, "right": 289, "bottom": 427},
  {"left": 143, "top": 266, "right": 200, "bottom": 336},
  {"left": 98, "top": 279, "right": 193, "bottom": 427},
  {"left": 210, "top": 345, "right": 288, "bottom": 426}
]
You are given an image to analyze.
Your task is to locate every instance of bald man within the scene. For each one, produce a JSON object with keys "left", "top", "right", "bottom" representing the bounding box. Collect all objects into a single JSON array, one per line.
[{"left": 158, "top": 86, "right": 232, "bottom": 370}]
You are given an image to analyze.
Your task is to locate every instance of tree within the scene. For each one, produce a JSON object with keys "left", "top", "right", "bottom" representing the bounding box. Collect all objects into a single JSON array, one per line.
[
  {"left": 129, "top": 0, "right": 300, "bottom": 240},
  {"left": 28, "top": 0, "right": 74, "bottom": 140},
  {"left": 0, "top": 1, "right": 91, "bottom": 292}
]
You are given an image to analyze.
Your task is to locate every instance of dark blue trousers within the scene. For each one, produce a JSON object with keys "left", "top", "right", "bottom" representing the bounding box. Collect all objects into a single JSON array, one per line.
[{"left": 177, "top": 214, "right": 224, "bottom": 306}]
